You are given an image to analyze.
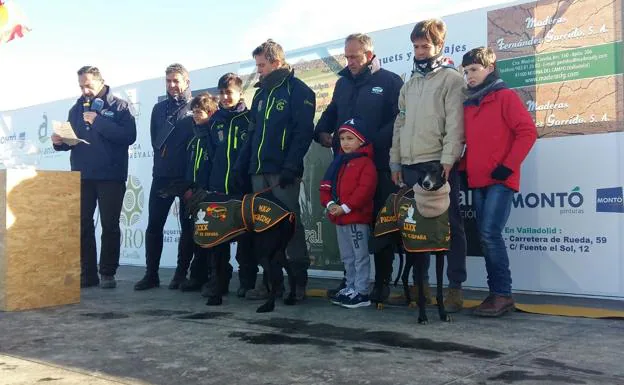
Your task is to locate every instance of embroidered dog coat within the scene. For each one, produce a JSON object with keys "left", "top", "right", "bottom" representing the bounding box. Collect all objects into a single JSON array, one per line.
[
  {"left": 374, "top": 186, "right": 450, "bottom": 252},
  {"left": 192, "top": 191, "right": 294, "bottom": 248}
]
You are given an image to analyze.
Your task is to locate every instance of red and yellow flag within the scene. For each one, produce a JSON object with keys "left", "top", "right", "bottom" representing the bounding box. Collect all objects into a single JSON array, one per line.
[{"left": 0, "top": 0, "right": 31, "bottom": 44}]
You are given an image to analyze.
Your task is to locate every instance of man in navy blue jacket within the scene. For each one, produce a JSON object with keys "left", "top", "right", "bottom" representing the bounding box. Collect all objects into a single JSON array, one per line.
[
  {"left": 52, "top": 66, "right": 136, "bottom": 289},
  {"left": 234, "top": 40, "right": 316, "bottom": 302},
  {"left": 313, "top": 33, "right": 403, "bottom": 302},
  {"left": 134, "top": 63, "right": 196, "bottom": 291}
]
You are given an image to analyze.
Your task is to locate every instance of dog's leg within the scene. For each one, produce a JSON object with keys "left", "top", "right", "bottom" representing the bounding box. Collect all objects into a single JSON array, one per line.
[
  {"left": 256, "top": 255, "right": 275, "bottom": 313},
  {"left": 436, "top": 252, "right": 452, "bottom": 322},
  {"left": 402, "top": 253, "right": 414, "bottom": 307},
  {"left": 283, "top": 257, "right": 298, "bottom": 306},
  {"left": 205, "top": 248, "right": 223, "bottom": 306},
  {"left": 415, "top": 252, "right": 428, "bottom": 325}
]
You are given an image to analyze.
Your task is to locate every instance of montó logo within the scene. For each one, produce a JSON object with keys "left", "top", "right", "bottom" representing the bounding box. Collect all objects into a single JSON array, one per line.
[
  {"left": 513, "top": 186, "right": 584, "bottom": 215},
  {"left": 596, "top": 187, "right": 624, "bottom": 213}
]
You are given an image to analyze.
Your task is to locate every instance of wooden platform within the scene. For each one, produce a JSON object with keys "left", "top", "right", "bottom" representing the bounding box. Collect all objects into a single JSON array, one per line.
[{"left": 0, "top": 169, "right": 81, "bottom": 311}]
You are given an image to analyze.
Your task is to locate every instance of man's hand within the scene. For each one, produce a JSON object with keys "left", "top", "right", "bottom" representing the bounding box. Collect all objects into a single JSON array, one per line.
[
  {"left": 318, "top": 132, "right": 333, "bottom": 148},
  {"left": 442, "top": 163, "right": 452, "bottom": 181},
  {"left": 328, "top": 203, "right": 344, "bottom": 216},
  {"left": 51, "top": 133, "right": 63, "bottom": 145},
  {"left": 391, "top": 171, "right": 403, "bottom": 186},
  {"left": 83, "top": 111, "right": 97, "bottom": 125}
]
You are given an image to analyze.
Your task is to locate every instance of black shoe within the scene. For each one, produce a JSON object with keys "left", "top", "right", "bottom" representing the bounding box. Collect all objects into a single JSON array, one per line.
[
  {"left": 201, "top": 283, "right": 216, "bottom": 298},
  {"left": 326, "top": 278, "right": 346, "bottom": 298},
  {"left": 180, "top": 278, "right": 204, "bottom": 292},
  {"left": 134, "top": 274, "right": 159, "bottom": 291},
  {"left": 206, "top": 296, "right": 223, "bottom": 306}
]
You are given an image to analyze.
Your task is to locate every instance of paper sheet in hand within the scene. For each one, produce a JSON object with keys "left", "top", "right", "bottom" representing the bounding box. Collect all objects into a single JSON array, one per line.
[{"left": 52, "top": 121, "right": 89, "bottom": 145}]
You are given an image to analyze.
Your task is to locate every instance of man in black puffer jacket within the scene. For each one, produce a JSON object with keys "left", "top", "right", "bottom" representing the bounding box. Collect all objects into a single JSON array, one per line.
[
  {"left": 134, "top": 63, "right": 196, "bottom": 291},
  {"left": 313, "top": 33, "right": 403, "bottom": 301},
  {"left": 52, "top": 65, "right": 136, "bottom": 289}
]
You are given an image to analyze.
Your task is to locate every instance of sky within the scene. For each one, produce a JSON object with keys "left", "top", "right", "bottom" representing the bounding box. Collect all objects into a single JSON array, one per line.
[{"left": 0, "top": 0, "right": 516, "bottom": 111}]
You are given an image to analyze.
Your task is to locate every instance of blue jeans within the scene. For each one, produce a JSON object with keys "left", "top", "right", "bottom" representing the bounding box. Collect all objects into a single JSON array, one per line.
[{"left": 473, "top": 184, "right": 514, "bottom": 296}]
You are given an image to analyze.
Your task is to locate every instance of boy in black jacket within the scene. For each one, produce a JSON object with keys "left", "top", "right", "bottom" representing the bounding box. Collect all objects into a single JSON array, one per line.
[
  {"left": 178, "top": 93, "right": 219, "bottom": 293},
  {"left": 200, "top": 73, "right": 254, "bottom": 304}
]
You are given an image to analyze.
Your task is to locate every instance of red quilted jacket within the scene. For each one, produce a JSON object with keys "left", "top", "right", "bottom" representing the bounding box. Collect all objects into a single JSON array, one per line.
[
  {"left": 319, "top": 144, "right": 377, "bottom": 225},
  {"left": 463, "top": 88, "right": 537, "bottom": 191}
]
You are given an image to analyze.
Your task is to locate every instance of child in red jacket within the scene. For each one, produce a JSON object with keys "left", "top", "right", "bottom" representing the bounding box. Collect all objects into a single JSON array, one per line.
[
  {"left": 320, "top": 118, "right": 377, "bottom": 308},
  {"left": 462, "top": 47, "right": 537, "bottom": 317}
]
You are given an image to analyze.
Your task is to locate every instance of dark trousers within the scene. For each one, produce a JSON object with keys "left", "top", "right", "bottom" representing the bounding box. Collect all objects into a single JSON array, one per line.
[
  {"left": 401, "top": 165, "right": 467, "bottom": 288},
  {"left": 80, "top": 179, "right": 126, "bottom": 279},
  {"left": 372, "top": 170, "right": 398, "bottom": 286},
  {"left": 144, "top": 177, "right": 194, "bottom": 278}
]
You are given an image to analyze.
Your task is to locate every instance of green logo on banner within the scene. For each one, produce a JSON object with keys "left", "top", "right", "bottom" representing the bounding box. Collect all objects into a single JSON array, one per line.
[{"left": 498, "top": 42, "right": 623, "bottom": 88}]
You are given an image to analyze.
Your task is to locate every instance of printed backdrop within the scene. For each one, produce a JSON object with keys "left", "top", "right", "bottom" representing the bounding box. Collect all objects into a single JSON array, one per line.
[{"left": 1, "top": 0, "right": 623, "bottom": 298}]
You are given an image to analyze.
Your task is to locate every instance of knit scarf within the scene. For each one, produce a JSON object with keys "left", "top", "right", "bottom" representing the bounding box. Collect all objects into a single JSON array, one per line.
[
  {"left": 321, "top": 152, "right": 365, "bottom": 202},
  {"left": 412, "top": 54, "right": 454, "bottom": 76},
  {"left": 463, "top": 70, "right": 507, "bottom": 106}
]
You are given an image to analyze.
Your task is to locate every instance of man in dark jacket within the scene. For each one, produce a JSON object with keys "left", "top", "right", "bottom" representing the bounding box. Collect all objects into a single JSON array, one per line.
[
  {"left": 313, "top": 33, "right": 403, "bottom": 301},
  {"left": 134, "top": 63, "right": 196, "bottom": 291},
  {"left": 234, "top": 40, "right": 316, "bottom": 302},
  {"left": 52, "top": 66, "right": 136, "bottom": 289}
]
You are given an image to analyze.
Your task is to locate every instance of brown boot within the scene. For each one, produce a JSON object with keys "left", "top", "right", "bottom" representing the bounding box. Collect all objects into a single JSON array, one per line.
[
  {"left": 473, "top": 294, "right": 515, "bottom": 317},
  {"left": 444, "top": 288, "right": 464, "bottom": 313}
]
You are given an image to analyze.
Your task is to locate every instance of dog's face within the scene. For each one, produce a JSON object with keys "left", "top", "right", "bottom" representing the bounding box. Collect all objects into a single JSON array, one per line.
[{"left": 417, "top": 161, "right": 446, "bottom": 191}]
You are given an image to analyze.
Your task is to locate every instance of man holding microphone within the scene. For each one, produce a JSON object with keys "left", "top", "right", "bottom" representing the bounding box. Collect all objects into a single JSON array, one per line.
[{"left": 52, "top": 66, "right": 137, "bottom": 289}]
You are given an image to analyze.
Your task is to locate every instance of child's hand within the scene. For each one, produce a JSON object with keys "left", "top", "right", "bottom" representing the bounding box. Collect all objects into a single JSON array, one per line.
[{"left": 329, "top": 204, "right": 345, "bottom": 216}]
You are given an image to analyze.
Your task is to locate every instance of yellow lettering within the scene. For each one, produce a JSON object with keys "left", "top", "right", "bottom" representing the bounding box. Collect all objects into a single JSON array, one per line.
[
  {"left": 380, "top": 215, "right": 397, "bottom": 223},
  {"left": 196, "top": 224, "right": 209, "bottom": 231},
  {"left": 403, "top": 223, "right": 417, "bottom": 232},
  {"left": 253, "top": 214, "right": 272, "bottom": 225},
  {"left": 405, "top": 233, "right": 427, "bottom": 240},
  {"left": 197, "top": 231, "right": 218, "bottom": 237},
  {"left": 258, "top": 205, "right": 272, "bottom": 213}
]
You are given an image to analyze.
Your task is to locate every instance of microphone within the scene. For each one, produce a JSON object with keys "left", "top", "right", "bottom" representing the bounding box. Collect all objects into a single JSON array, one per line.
[
  {"left": 91, "top": 98, "right": 104, "bottom": 113},
  {"left": 83, "top": 98, "right": 92, "bottom": 130}
]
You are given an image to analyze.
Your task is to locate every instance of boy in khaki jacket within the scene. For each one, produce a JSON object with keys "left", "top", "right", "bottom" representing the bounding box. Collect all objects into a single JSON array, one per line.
[{"left": 389, "top": 19, "right": 467, "bottom": 312}]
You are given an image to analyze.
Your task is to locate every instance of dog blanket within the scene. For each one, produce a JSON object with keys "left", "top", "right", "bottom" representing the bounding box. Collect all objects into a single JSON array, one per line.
[
  {"left": 412, "top": 182, "right": 451, "bottom": 218},
  {"left": 192, "top": 191, "right": 294, "bottom": 248},
  {"left": 374, "top": 186, "right": 450, "bottom": 252}
]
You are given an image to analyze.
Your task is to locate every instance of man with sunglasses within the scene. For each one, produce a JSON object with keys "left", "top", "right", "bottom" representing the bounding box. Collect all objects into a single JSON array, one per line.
[{"left": 134, "top": 63, "right": 196, "bottom": 291}]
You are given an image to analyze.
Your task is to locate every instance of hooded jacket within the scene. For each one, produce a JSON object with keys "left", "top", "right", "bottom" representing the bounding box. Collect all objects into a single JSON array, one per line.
[
  {"left": 53, "top": 85, "right": 136, "bottom": 181},
  {"left": 462, "top": 75, "right": 537, "bottom": 191},
  {"left": 314, "top": 57, "right": 403, "bottom": 171},
  {"left": 319, "top": 119, "right": 378, "bottom": 225}
]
